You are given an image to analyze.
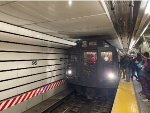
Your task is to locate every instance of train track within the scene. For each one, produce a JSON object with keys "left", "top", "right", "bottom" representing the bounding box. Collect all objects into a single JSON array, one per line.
[{"left": 49, "top": 94, "right": 114, "bottom": 113}]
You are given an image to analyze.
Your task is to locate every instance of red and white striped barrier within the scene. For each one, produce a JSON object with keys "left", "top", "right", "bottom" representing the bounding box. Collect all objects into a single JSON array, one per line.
[{"left": 0, "top": 79, "right": 65, "bottom": 111}]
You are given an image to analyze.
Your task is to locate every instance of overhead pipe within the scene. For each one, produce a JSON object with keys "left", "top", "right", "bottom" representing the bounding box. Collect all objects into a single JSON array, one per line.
[
  {"left": 128, "top": 0, "right": 134, "bottom": 50},
  {"left": 129, "top": 1, "right": 134, "bottom": 38},
  {"left": 100, "top": 0, "right": 124, "bottom": 50},
  {"left": 109, "top": 1, "right": 123, "bottom": 36},
  {"left": 129, "top": 0, "right": 150, "bottom": 49},
  {"left": 109, "top": 1, "right": 125, "bottom": 52}
]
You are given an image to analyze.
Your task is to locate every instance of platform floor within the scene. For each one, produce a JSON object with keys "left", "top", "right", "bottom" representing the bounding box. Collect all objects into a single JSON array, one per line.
[
  {"left": 111, "top": 79, "right": 139, "bottom": 113},
  {"left": 133, "top": 79, "right": 150, "bottom": 113}
]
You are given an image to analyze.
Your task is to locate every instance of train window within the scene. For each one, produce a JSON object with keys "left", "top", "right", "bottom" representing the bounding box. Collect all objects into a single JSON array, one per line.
[
  {"left": 101, "top": 52, "right": 112, "bottom": 63},
  {"left": 89, "top": 41, "right": 97, "bottom": 46},
  {"left": 84, "top": 52, "right": 97, "bottom": 65},
  {"left": 82, "top": 41, "right": 87, "bottom": 47}
]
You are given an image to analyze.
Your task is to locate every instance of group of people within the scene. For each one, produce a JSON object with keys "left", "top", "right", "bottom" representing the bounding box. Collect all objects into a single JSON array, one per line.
[{"left": 120, "top": 52, "right": 150, "bottom": 101}]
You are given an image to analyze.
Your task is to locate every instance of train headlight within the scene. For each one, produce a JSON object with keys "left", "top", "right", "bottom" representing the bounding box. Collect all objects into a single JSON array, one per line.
[
  {"left": 68, "top": 69, "right": 72, "bottom": 75},
  {"left": 108, "top": 72, "right": 115, "bottom": 80},
  {"left": 66, "top": 69, "right": 72, "bottom": 75}
]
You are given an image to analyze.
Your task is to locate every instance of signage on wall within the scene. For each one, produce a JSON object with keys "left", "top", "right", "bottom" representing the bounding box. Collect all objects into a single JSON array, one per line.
[{"left": 32, "top": 60, "right": 37, "bottom": 65}]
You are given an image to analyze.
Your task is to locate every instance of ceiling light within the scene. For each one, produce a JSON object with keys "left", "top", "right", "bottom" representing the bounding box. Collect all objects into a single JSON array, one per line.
[
  {"left": 140, "top": 25, "right": 148, "bottom": 37},
  {"left": 68, "top": 0, "right": 72, "bottom": 6},
  {"left": 129, "top": 39, "right": 135, "bottom": 50},
  {"left": 145, "top": 0, "right": 150, "bottom": 15}
]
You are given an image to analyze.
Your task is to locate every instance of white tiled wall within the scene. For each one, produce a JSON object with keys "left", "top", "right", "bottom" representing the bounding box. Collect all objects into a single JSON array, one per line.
[{"left": 0, "top": 23, "right": 73, "bottom": 113}]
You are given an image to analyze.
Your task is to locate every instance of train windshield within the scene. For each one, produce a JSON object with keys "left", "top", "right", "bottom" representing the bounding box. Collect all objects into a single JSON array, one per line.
[
  {"left": 101, "top": 52, "right": 113, "bottom": 63},
  {"left": 84, "top": 52, "right": 97, "bottom": 65}
]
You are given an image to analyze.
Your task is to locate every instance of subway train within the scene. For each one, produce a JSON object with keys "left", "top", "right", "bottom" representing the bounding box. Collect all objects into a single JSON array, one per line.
[{"left": 66, "top": 37, "right": 120, "bottom": 97}]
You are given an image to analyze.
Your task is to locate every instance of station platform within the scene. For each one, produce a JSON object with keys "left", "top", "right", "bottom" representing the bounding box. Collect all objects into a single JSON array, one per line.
[
  {"left": 23, "top": 79, "right": 150, "bottom": 113},
  {"left": 133, "top": 79, "right": 150, "bottom": 113},
  {"left": 111, "top": 79, "right": 139, "bottom": 113}
]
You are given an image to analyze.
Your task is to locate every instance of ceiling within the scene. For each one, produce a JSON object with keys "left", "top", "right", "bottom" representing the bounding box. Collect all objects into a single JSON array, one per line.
[{"left": 0, "top": 1, "right": 123, "bottom": 49}]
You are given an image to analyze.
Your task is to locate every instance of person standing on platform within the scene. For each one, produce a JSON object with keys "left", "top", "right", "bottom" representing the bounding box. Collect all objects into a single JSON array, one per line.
[
  {"left": 124, "top": 55, "right": 132, "bottom": 82},
  {"left": 120, "top": 55, "right": 126, "bottom": 79},
  {"left": 135, "top": 53, "right": 143, "bottom": 80},
  {"left": 139, "top": 52, "right": 150, "bottom": 101},
  {"left": 131, "top": 58, "right": 138, "bottom": 80}
]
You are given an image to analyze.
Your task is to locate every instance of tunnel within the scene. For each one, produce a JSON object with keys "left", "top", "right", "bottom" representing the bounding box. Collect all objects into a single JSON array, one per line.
[{"left": 0, "top": 1, "right": 150, "bottom": 113}]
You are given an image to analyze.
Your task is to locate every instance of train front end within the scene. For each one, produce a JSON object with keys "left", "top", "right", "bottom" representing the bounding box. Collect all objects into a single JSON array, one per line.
[{"left": 66, "top": 39, "right": 120, "bottom": 97}]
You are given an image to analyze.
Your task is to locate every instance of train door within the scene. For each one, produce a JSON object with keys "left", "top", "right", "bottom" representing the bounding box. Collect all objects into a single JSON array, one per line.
[
  {"left": 98, "top": 47, "right": 117, "bottom": 82},
  {"left": 80, "top": 50, "right": 98, "bottom": 86}
]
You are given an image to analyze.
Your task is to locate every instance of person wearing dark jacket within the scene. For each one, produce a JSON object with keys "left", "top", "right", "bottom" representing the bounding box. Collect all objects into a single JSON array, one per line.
[
  {"left": 124, "top": 55, "right": 132, "bottom": 82},
  {"left": 131, "top": 58, "right": 138, "bottom": 80},
  {"left": 120, "top": 56, "right": 126, "bottom": 79},
  {"left": 135, "top": 53, "right": 142, "bottom": 79},
  {"left": 139, "top": 52, "right": 150, "bottom": 101}
]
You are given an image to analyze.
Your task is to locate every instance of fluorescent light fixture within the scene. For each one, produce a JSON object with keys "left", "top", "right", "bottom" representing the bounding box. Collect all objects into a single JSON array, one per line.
[
  {"left": 68, "top": 0, "right": 72, "bottom": 6},
  {"left": 129, "top": 39, "right": 135, "bottom": 50},
  {"left": 145, "top": 0, "right": 150, "bottom": 15},
  {"left": 140, "top": 25, "right": 149, "bottom": 37}
]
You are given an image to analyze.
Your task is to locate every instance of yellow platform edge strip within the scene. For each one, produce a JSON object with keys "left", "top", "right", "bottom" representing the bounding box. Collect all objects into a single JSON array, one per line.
[{"left": 111, "top": 79, "right": 139, "bottom": 113}]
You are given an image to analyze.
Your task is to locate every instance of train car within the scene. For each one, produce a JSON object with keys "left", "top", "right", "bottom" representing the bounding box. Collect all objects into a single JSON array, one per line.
[{"left": 66, "top": 37, "right": 120, "bottom": 97}]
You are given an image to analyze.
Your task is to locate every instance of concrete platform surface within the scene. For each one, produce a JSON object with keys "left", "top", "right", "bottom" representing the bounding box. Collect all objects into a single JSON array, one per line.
[{"left": 133, "top": 80, "right": 150, "bottom": 113}]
